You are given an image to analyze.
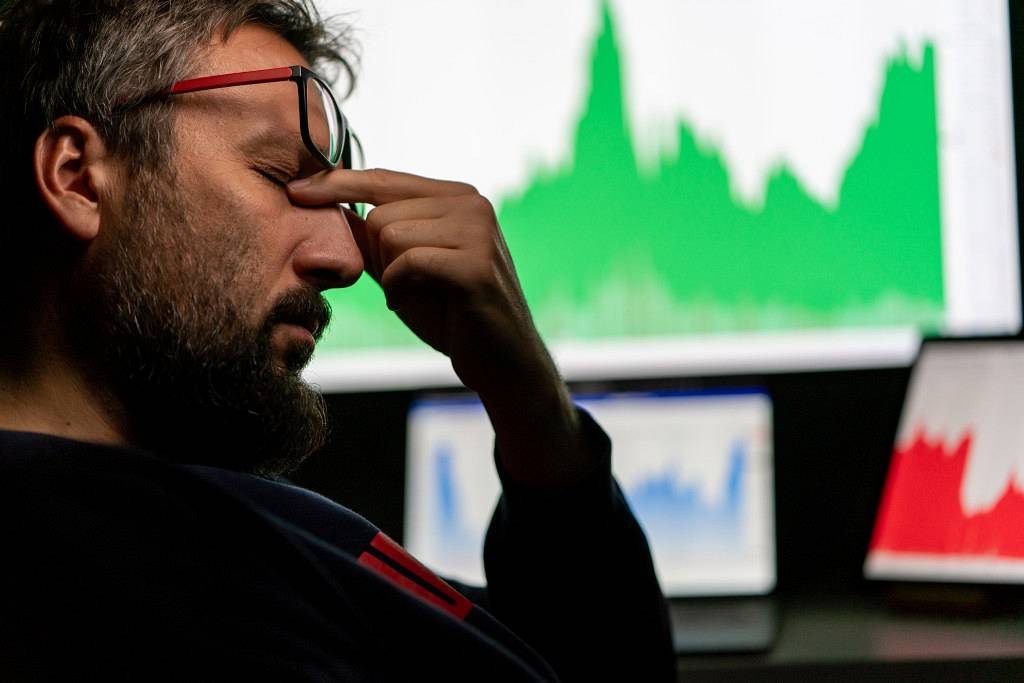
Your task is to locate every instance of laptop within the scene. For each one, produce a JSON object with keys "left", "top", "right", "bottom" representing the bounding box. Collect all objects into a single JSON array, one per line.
[
  {"left": 404, "top": 388, "right": 779, "bottom": 653},
  {"left": 865, "top": 338, "right": 1024, "bottom": 586}
]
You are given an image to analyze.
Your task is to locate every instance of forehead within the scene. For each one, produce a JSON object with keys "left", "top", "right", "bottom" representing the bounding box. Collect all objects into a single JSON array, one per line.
[
  {"left": 180, "top": 24, "right": 315, "bottom": 162},
  {"left": 203, "top": 23, "right": 310, "bottom": 78}
]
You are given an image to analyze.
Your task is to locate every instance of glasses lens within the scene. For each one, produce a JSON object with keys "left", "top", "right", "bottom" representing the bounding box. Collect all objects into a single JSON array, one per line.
[{"left": 306, "top": 77, "right": 344, "bottom": 166}]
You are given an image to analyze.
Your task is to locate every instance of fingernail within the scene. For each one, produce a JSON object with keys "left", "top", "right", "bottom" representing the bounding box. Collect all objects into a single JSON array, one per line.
[{"left": 287, "top": 178, "right": 312, "bottom": 191}]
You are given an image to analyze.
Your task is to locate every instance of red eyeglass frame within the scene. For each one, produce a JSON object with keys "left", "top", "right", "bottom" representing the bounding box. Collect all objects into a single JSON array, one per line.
[{"left": 162, "top": 65, "right": 353, "bottom": 171}]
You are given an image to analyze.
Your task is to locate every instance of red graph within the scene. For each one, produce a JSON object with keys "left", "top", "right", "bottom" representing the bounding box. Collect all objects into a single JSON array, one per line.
[{"left": 870, "top": 431, "right": 1024, "bottom": 558}]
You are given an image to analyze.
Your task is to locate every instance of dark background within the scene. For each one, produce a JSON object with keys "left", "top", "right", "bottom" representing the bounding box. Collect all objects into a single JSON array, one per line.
[{"left": 291, "top": 0, "right": 1024, "bottom": 604}]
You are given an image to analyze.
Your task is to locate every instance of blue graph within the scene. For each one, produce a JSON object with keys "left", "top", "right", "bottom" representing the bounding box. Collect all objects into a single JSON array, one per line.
[
  {"left": 624, "top": 441, "right": 747, "bottom": 556},
  {"left": 432, "top": 443, "right": 484, "bottom": 564},
  {"left": 429, "top": 438, "right": 750, "bottom": 565},
  {"left": 408, "top": 391, "right": 773, "bottom": 593}
]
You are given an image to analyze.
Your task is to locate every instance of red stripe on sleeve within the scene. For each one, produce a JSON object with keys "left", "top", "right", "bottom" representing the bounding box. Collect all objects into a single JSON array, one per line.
[{"left": 358, "top": 532, "right": 472, "bottom": 620}]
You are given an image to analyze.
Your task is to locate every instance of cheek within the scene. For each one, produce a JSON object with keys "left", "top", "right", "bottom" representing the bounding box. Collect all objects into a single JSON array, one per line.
[
  {"left": 176, "top": 165, "right": 295, "bottom": 321},
  {"left": 190, "top": 174, "right": 271, "bottom": 251},
  {"left": 178, "top": 189, "right": 267, "bottom": 302}
]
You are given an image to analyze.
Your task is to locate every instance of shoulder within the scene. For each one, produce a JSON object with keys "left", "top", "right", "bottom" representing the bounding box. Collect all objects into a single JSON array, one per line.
[
  {"left": 0, "top": 430, "right": 370, "bottom": 677},
  {"left": 0, "top": 429, "right": 240, "bottom": 533}
]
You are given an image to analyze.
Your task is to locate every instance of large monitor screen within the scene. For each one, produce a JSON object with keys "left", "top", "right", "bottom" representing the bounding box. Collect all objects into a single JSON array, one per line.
[
  {"left": 306, "top": 0, "right": 1021, "bottom": 390},
  {"left": 405, "top": 390, "right": 776, "bottom": 596},
  {"left": 865, "top": 340, "right": 1024, "bottom": 583}
]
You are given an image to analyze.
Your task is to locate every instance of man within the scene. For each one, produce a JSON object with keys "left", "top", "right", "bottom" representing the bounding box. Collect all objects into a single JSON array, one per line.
[{"left": 0, "top": 1, "right": 674, "bottom": 679}]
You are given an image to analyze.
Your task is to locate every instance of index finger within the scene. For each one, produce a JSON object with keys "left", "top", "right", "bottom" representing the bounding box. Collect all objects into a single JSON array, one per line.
[{"left": 286, "top": 168, "right": 477, "bottom": 207}]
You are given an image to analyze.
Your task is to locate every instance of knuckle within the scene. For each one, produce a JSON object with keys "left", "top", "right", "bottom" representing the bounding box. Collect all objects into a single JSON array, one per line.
[
  {"left": 378, "top": 223, "right": 401, "bottom": 249},
  {"left": 407, "top": 249, "right": 435, "bottom": 275},
  {"left": 364, "top": 207, "right": 386, "bottom": 232},
  {"left": 365, "top": 168, "right": 390, "bottom": 191},
  {"left": 452, "top": 181, "right": 478, "bottom": 196},
  {"left": 467, "top": 193, "right": 494, "bottom": 214}
]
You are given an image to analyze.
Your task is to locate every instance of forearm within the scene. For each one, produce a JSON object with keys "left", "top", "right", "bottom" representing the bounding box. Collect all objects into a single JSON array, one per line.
[
  {"left": 477, "top": 347, "right": 600, "bottom": 486},
  {"left": 482, "top": 408, "right": 676, "bottom": 682}
]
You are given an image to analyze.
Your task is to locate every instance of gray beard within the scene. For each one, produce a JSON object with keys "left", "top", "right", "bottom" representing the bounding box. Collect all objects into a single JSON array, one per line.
[{"left": 63, "top": 166, "right": 331, "bottom": 476}]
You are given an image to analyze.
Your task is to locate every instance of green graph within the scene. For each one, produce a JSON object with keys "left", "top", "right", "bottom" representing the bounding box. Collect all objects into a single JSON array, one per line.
[{"left": 320, "top": 2, "right": 944, "bottom": 352}]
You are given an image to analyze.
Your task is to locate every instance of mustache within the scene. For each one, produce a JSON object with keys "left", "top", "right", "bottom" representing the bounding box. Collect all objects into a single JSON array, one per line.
[{"left": 263, "top": 286, "right": 332, "bottom": 342}]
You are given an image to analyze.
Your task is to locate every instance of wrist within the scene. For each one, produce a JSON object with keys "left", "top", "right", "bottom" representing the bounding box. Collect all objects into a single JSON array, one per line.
[{"left": 479, "top": 372, "right": 597, "bottom": 486}]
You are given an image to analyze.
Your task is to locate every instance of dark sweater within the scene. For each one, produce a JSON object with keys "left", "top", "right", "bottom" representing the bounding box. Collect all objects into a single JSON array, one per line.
[{"left": 0, "top": 407, "right": 674, "bottom": 681}]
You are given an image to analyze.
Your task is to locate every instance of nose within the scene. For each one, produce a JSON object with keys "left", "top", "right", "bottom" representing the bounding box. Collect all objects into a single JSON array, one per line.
[{"left": 291, "top": 204, "right": 364, "bottom": 291}]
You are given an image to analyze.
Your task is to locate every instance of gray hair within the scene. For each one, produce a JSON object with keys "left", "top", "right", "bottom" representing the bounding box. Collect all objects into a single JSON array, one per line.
[
  {"left": 0, "top": 0, "right": 357, "bottom": 173},
  {"left": 0, "top": 0, "right": 358, "bottom": 344}
]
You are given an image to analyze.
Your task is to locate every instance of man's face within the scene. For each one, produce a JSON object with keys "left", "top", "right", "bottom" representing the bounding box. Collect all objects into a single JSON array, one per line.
[{"left": 66, "top": 25, "right": 364, "bottom": 475}]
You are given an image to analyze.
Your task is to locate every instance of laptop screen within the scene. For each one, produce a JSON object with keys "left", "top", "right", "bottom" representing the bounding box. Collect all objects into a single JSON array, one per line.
[
  {"left": 865, "top": 340, "right": 1024, "bottom": 583},
  {"left": 405, "top": 389, "right": 776, "bottom": 597}
]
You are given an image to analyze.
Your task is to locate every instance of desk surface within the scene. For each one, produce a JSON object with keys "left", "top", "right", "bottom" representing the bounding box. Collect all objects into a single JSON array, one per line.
[{"left": 676, "top": 597, "right": 1024, "bottom": 682}]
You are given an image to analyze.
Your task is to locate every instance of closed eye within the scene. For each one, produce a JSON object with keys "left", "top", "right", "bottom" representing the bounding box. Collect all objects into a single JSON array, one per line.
[{"left": 254, "top": 166, "right": 293, "bottom": 189}]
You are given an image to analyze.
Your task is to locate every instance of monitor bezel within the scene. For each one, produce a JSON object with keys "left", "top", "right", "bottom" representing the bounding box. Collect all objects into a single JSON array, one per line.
[{"left": 863, "top": 334, "right": 1024, "bottom": 594}]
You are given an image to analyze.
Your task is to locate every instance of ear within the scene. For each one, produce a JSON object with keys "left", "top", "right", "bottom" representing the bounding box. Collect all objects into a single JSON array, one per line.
[{"left": 33, "top": 115, "right": 116, "bottom": 243}]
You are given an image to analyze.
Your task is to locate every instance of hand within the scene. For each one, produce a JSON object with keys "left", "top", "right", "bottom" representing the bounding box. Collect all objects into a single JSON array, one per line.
[
  {"left": 287, "top": 168, "right": 596, "bottom": 484},
  {"left": 286, "top": 168, "right": 546, "bottom": 395}
]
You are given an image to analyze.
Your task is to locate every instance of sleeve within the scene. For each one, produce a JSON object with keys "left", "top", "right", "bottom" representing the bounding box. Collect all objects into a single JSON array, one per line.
[{"left": 479, "top": 405, "right": 676, "bottom": 682}]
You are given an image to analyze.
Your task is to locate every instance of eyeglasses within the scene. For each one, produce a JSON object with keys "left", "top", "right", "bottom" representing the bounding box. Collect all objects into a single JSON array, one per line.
[
  {"left": 129, "top": 65, "right": 365, "bottom": 216},
  {"left": 163, "top": 65, "right": 356, "bottom": 172}
]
